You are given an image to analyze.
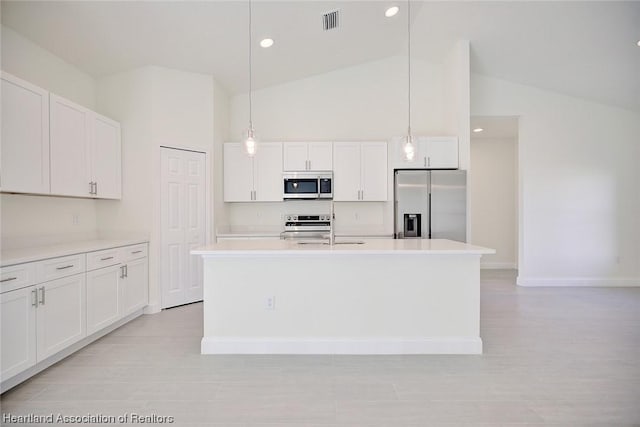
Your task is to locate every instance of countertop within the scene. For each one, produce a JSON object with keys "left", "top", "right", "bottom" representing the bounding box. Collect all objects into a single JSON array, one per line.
[
  {"left": 193, "top": 238, "right": 495, "bottom": 256},
  {"left": 1, "top": 238, "right": 149, "bottom": 267}
]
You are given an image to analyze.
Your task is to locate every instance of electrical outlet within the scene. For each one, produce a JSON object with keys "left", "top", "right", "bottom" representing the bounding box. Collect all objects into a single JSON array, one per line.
[
  {"left": 72, "top": 214, "right": 80, "bottom": 225},
  {"left": 266, "top": 296, "right": 275, "bottom": 310}
]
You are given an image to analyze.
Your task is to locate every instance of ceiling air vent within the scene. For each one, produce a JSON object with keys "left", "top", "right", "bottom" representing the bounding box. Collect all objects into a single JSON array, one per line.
[{"left": 322, "top": 9, "right": 340, "bottom": 31}]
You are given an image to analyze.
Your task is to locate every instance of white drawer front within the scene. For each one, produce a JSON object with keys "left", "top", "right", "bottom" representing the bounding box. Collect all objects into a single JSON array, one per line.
[
  {"left": 120, "top": 244, "right": 148, "bottom": 262},
  {"left": 87, "top": 248, "right": 121, "bottom": 271},
  {"left": 1, "top": 263, "right": 36, "bottom": 294},
  {"left": 35, "top": 254, "right": 86, "bottom": 283}
]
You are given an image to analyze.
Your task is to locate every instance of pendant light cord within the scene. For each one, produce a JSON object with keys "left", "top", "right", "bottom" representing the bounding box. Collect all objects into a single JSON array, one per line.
[
  {"left": 248, "top": 0, "right": 253, "bottom": 130},
  {"left": 407, "top": 0, "right": 411, "bottom": 136}
]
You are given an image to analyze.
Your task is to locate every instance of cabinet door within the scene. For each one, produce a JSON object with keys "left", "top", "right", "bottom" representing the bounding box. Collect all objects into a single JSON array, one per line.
[
  {"left": 308, "top": 142, "right": 333, "bottom": 171},
  {"left": 332, "top": 142, "right": 361, "bottom": 201},
  {"left": 0, "top": 286, "right": 37, "bottom": 381},
  {"left": 86, "top": 265, "right": 121, "bottom": 335},
  {"left": 360, "top": 142, "right": 388, "bottom": 201},
  {"left": 0, "top": 73, "right": 50, "bottom": 194},
  {"left": 254, "top": 142, "right": 283, "bottom": 202},
  {"left": 283, "top": 142, "right": 308, "bottom": 171},
  {"left": 223, "top": 143, "right": 254, "bottom": 202},
  {"left": 50, "top": 94, "right": 91, "bottom": 197},
  {"left": 424, "top": 137, "right": 458, "bottom": 169},
  {"left": 92, "top": 114, "right": 122, "bottom": 199},
  {"left": 36, "top": 274, "right": 86, "bottom": 361},
  {"left": 121, "top": 257, "right": 148, "bottom": 316}
]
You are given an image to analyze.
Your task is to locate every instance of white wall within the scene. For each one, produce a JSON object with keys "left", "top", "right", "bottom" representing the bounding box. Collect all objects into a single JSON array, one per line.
[
  {"left": 226, "top": 55, "right": 459, "bottom": 234},
  {"left": 470, "top": 137, "right": 518, "bottom": 269},
  {"left": 1, "top": 25, "right": 99, "bottom": 249},
  {"left": 96, "top": 66, "right": 221, "bottom": 312},
  {"left": 472, "top": 74, "right": 640, "bottom": 286}
]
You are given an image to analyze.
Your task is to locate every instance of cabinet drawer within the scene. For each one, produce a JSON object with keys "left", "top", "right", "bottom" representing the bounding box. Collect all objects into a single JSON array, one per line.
[
  {"left": 120, "top": 244, "right": 148, "bottom": 262},
  {"left": 87, "top": 248, "right": 121, "bottom": 271},
  {"left": 1, "top": 263, "right": 36, "bottom": 294},
  {"left": 35, "top": 254, "right": 86, "bottom": 283}
]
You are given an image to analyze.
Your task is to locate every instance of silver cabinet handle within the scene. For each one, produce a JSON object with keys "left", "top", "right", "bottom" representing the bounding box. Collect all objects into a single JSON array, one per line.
[
  {"left": 100, "top": 256, "right": 114, "bottom": 261},
  {"left": 0, "top": 277, "right": 17, "bottom": 282},
  {"left": 94, "top": 182, "right": 98, "bottom": 195},
  {"left": 424, "top": 157, "right": 427, "bottom": 167},
  {"left": 89, "top": 181, "right": 94, "bottom": 194},
  {"left": 39, "top": 286, "right": 45, "bottom": 305},
  {"left": 427, "top": 157, "right": 431, "bottom": 167},
  {"left": 124, "top": 265, "right": 128, "bottom": 278},
  {"left": 32, "top": 289, "right": 38, "bottom": 307},
  {"left": 120, "top": 265, "right": 125, "bottom": 279},
  {"left": 56, "top": 265, "right": 74, "bottom": 270},
  {"left": 131, "top": 250, "right": 142, "bottom": 254}
]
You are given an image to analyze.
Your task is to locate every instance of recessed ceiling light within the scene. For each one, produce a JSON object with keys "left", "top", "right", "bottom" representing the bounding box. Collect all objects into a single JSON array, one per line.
[
  {"left": 637, "top": 40, "right": 640, "bottom": 47},
  {"left": 385, "top": 6, "right": 399, "bottom": 17},
  {"left": 260, "top": 38, "right": 274, "bottom": 48},
  {"left": 473, "top": 128, "right": 484, "bottom": 133}
]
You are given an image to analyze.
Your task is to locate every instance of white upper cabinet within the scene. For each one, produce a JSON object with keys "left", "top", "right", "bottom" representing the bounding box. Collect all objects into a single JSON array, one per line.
[
  {"left": 50, "top": 94, "right": 122, "bottom": 199},
  {"left": 92, "top": 114, "right": 122, "bottom": 199},
  {"left": 392, "top": 136, "right": 459, "bottom": 169},
  {"left": 1, "top": 72, "right": 50, "bottom": 194},
  {"left": 421, "top": 137, "right": 459, "bottom": 169},
  {"left": 50, "top": 94, "right": 92, "bottom": 197},
  {"left": 333, "top": 141, "right": 387, "bottom": 202},
  {"left": 254, "top": 142, "right": 284, "bottom": 201},
  {"left": 283, "top": 142, "right": 332, "bottom": 171},
  {"left": 224, "top": 142, "right": 283, "bottom": 202},
  {"left": 360, "top": 142, "right": 388, "bottom": 201}
]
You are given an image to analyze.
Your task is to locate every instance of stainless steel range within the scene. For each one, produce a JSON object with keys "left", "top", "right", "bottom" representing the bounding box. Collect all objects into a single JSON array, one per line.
[{"left": 281, "top": 214, "right": 331, "bottom": 240}]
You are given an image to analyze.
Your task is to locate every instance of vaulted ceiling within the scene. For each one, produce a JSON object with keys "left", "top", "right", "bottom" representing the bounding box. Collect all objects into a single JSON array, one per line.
[{"left": 2, "top": 1, "right": 639, "bottom": 111}]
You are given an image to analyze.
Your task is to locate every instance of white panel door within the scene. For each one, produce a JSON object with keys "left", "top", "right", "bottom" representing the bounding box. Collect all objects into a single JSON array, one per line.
[
  {"left": 332, "top": 142, "right": 361, "bottom": 201},
  {"left": 0, "top": 72, "right": 50, "bottom": 194},
  {"left": 0, "top": 286, "right": 37, "bottom": 381},
  {"left": 254, "top": 142, "right": 283, "bottom": 202},
  {"left": 223, "top": 143, "right": 254, "bottom": 202},
  {"left": 36, "top": 274, "right": 86, "bottom": 361},
  {"left": 86, "top": 265, "right": 121, "bottom": 335},
  {"left": 184, "top": 151, "right": 206, "bottom": 303},
  {"left": 161, "top": 147, "right": 206, "bottom": 309},
  {"left": 360, "top": 142, "right": 388, "bottom": 201},
  {"left": 308, "top": 142, "right": 333, "bottom": 171},
  {"left": 50, "top": 94, "right": 91, "bottom": 197},
  {"left": 92, "top": 114, "right": 122, "bottom": 199},
  {"left": 283, "top": 142, "right": 308, "bottom": 171}
]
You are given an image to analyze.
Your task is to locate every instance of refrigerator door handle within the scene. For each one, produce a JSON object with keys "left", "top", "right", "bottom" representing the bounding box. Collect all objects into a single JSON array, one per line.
[{"left": 428, "top": 192, "right": 432, "bottom": 238}]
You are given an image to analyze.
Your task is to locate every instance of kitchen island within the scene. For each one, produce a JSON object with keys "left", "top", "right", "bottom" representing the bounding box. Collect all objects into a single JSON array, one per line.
[{"left": 192, "top": 239, "right": 494, "bottom": 355}]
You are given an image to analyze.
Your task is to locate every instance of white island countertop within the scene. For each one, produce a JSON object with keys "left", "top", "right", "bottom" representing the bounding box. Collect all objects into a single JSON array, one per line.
[{"left": 193, "top": 238, "right": 495, "bottom": 256}]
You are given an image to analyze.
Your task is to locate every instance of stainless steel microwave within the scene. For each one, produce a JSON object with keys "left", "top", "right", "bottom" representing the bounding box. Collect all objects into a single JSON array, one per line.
[{"left": 283, "top": 171, "right": 333, "bottom": 200}]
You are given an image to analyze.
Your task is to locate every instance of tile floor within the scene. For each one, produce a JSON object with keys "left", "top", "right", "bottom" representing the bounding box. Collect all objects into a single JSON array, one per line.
[{"left": 1, "top": 270, "right": 640, "bottom": 426}]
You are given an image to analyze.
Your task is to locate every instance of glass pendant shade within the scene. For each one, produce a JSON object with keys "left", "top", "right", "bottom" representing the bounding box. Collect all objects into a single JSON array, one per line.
[
  {"left": 403, "top": 133, "right": 415, "bottom": 161},
  {"left": 244, "top": 127, "right": 257, "bottom": 157}
]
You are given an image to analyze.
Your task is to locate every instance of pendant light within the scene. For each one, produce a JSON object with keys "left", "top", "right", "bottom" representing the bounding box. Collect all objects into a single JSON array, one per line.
[
  {"left": 243, "top": 0, "right": 257, "bottom": 157},
  {"left": 403, "top": 0, "right": 415, "bottom": 161}
]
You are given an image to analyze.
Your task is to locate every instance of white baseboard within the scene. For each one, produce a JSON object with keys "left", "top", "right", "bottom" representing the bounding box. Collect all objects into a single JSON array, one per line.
[
  {"left": 144, "top": 302, "right": 162, "bottom": 314},
  {"left": 517, "top": 276, "right": 640, "bottom": 287},
  {"left": 481, "top": 262, "right": 517, "bottom": 270},
  {"left": 201, "top": 336, "right": 482, "bottom": 355}
]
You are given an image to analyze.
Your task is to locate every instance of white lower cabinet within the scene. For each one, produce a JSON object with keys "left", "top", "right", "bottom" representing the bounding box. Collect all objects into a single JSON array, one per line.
[
  {"left": 86, "top": 264, "right": 121, "bottom": 335},
  {"left": 120, "top": 256, "right": 148, "bottom": 316},
  {"left": 0, "top": 242, "right": 148, "bottom": 390},
  {"left": 36, "top": 274, "right": 87, "bottom": 360},
  {"left": 0, "top": 286, "right": 37, "bottom": 380}
]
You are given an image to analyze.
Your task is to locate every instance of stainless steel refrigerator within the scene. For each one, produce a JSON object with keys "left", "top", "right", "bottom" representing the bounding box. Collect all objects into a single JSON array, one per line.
[{"left": 394, "top": 170, "right": 467, "bottom": 242}]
